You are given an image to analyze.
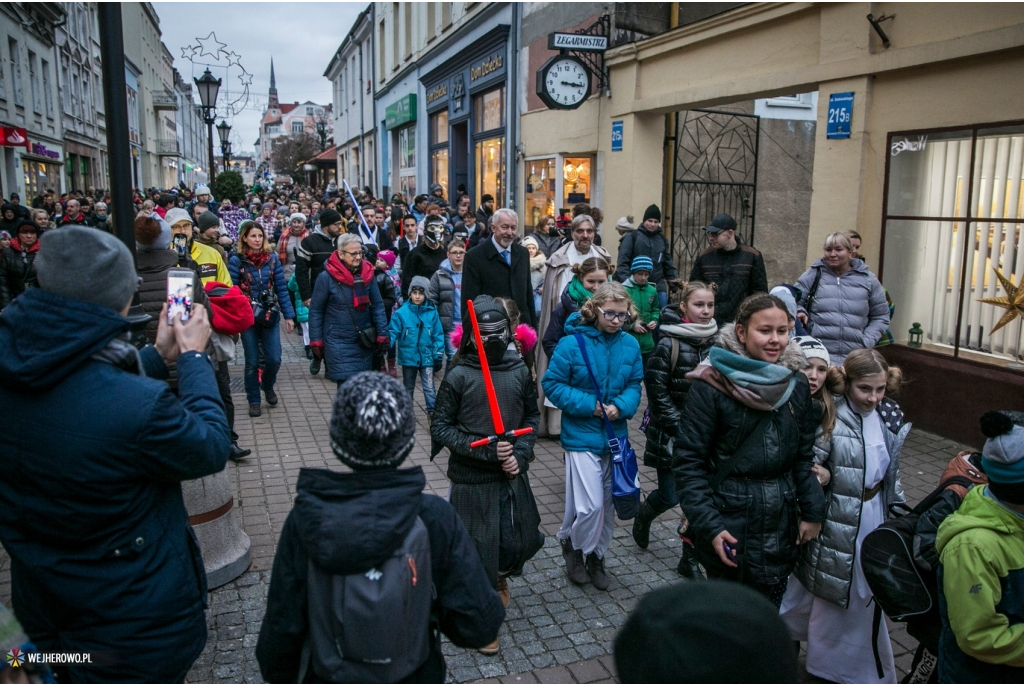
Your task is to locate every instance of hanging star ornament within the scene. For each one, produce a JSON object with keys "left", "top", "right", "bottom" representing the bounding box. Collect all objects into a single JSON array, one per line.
[
  {"left": 238, "top": 71, "right": 253, "bottom": 86},
  {"left": 196, "top": 32, "right": 227, "bottom": 59},
  {"left": 978, "top": 268, "right": 1024, "bottom": 334}
]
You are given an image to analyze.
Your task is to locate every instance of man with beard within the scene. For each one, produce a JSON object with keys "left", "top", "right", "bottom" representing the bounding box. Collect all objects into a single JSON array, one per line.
[{"left": 401, "top": 215, "right": 448, "bottom": 298}]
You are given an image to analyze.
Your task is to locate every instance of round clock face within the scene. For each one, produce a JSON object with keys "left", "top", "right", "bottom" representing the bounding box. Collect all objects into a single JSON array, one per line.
[{"left": 543, "top": 57, "right": 590, "bottom": 109}]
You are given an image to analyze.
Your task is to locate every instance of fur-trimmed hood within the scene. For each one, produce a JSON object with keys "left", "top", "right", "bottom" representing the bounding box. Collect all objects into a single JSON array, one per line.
[{"left": 714, "top": 322, "right": 808, "bottom": 373}]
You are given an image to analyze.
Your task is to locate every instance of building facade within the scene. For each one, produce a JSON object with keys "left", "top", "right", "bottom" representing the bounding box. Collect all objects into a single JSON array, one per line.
[
  {"left": 173, "top": 68, "right": 209, "bottom": 188},
  {"left": 326, "top": 5, "right": 376, "bottom": 193},
  {"left": 121, "top": 1, "right": 177, "bottom": 189},
  {"left": 0, "top": 3, "right": 65, "bottom": 202},
  {"left": 125, "top": 57, "right": 143, "bottom": 191},
  {"left": 374, "top": 2, "right": 517, "bottom": 208},
  {"left": 258, "top": 59, "right": 333, "bottom": 174},
  {"left": 56, "top": 1, "right": 106, "bottom": 193}
]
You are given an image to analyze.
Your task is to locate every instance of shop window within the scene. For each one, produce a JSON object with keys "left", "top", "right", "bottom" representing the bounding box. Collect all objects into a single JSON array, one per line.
[
  {"left": 525, "top": 158, "right": 556, "bottom": 229},
  {"left": 562, "top": 157, "right": 592, "bottom": 207},
  {"left": 430, "top": 110, "right": 449, "bottom": 198},
  {"left": 881, "top": 123, "right": 1024, "bottom": 365},
  {"left": 475, "top": 137, "right": 504, "bottom": 209},
  {"left": 397, "top": 124, "right": 416, "bottom": 199}
]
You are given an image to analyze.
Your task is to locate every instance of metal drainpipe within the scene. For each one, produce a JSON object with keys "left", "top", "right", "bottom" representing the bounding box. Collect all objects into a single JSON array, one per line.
[
  {"left": 662, "top": 3, "right": 679, "bottom": 234},
  {"left": 509, "top": 1, "right": 520, "bottom": 210}
]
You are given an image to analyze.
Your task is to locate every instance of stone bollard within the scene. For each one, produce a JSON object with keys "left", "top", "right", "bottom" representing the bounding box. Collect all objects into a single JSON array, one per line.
[{"left": 183, "top": 469, "right": 251, "bottom": 589}]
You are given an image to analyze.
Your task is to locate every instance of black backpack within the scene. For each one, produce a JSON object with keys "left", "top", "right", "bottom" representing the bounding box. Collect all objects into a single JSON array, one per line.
[{"left": 302, "top": 517, "right": 434, "bottom": 683}]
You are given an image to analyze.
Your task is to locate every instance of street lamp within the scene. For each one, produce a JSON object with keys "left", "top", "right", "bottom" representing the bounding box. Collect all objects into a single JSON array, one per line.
[
  {"left": 193, "top": 68, "right": 222, "bottom": 182},
  {"left": 216, "top": 120, "right": 232, "bottom": 172}
]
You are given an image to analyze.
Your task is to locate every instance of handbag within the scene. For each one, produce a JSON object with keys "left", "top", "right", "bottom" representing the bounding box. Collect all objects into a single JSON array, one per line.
[
  {"left": 803, "top": 267, "right": 823, "bottom": 333},
  {"left": 332, "top": 280, "right": 378, "bottom": 350},
  {"left": 573, "top": 333, "right": 641, "bottom": 520}
]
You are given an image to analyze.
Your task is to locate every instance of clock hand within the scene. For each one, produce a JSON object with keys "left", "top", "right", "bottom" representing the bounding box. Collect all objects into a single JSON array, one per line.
[{"left": 560, "top": 81, "right": 585, "bottom": 88}]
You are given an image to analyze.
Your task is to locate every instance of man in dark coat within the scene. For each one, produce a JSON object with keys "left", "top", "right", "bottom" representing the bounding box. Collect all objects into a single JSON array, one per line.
[
  {"left": 295, "top": 207, "right": 344, "bottom": 305},
  {"left": 614, "top": 204, "right": 677, "bottom": 309},
  {"left": 0, "top": 227, "right": 230, "bottom": 682},
  {"left": 461, "top": 208, "right": 538, "bottom": 328},
  {"left": 688, "top": 213, "right": 768, "bottom": 324},
  {"left": 476, "top": 193, "right": 494, "bottom": 227},
  {"left": 256, "top": 372, "right": 503, "bottom": 683}
]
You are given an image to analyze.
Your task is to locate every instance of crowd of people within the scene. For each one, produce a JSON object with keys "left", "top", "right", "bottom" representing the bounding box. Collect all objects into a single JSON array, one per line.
[{"left": 0, "top": 177, "right": 1020, "bottom": 685}]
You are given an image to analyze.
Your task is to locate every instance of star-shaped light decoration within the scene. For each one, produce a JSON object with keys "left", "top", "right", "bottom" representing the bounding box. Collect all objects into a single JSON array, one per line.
[
  {"left": 180, "top": 45, "right": 199, "bottom": 60},
  {"left": 196, "top": 32, "right": 227, "bottom": 59},
  {"left": 225, "top": 51, "right": 242, "bottom": 67},
  {"left": 238, "top": 71, "right": 253, "bottom": 86},
  {"left": 978, "top": 268, "right": 1024, "bottom": 334}
]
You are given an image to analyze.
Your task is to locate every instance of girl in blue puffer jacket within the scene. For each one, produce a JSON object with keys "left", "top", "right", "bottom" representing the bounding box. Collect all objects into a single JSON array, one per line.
[
  {"left": 542, "top": 282, "right": 644, "bottom": 591},
  {"left": 390, "top": 275, "right": 445, "bottom": 418}
]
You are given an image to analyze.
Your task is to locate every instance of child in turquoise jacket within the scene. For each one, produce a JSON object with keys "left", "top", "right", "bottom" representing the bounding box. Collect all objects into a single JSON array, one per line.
[
  {"left": 287, "top": 273, "right": 311, "bottom": 357},
  {"left": 390, "top": 275, "right": 445, "bottom": 415}
]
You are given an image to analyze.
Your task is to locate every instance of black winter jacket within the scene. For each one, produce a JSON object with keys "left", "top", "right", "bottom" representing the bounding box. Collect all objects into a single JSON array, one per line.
[
  {"left": 614, "top": 226, "right": 677, "bottom": 292},
  {"left": 642, "top": 307, "right": 717, "bottom": 469},
  {"left": 374, "top": 267, "right": 397, "bottom": 322},
  {"left": 673, "top": 325, "right": 826, "bottom": 586},
  {"left": 402, "top": 244, "right": 447, "bottom": 298},
  {"left": 256, "top": 467, "right": 504, "bottom": 683},
  {"left": 0, "top": 244, "right": 38, "bottom": 309},
  {"left": 542, "top": 289, "right": 579, "bottom": 359},
  {"left": 688, "top": 240, "right": 768, "bottom": 324},
  {"left": 295, "top": 231, "right": 337, "bottom": 302}
]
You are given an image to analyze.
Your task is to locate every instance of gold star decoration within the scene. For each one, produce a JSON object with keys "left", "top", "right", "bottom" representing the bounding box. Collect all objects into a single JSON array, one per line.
[{"left": 978, "top": 268, "right": 1024, "bottom": 334}]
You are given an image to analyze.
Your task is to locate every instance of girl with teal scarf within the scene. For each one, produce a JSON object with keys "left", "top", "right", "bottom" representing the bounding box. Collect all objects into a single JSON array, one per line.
[{"left": 674, "top": 293, "right": 827, "bottom": 607}]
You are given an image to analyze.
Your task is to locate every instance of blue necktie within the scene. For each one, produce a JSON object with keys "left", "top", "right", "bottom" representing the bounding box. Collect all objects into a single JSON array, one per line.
[{"left": 501, "top": 249, "right": 511, "bottom": 266}]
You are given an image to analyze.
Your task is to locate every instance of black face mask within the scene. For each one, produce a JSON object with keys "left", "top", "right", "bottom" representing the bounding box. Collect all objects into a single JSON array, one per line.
[{"left": 480, "top": 331, "right": 509, "bottom": 366}]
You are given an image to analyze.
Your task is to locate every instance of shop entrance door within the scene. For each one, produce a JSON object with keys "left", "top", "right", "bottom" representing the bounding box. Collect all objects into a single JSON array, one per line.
[
  {"left": 451, "top": 121, "right": 469, "bottom": 199},
  {"left": 669, "top": 109, "right": 760, "bottom": 278}
]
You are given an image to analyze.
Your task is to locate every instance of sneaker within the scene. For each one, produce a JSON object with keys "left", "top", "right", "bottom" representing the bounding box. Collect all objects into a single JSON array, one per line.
[
  {"left": 496, "top": 575, "right": 510, "bottom": 608},
  {"left": 561, "top": 538, "right": 589, "bottom": 585},
  {"left": 586, "top": 553, "right": 610, "bottom": 591},
  {"left": 309, "top": 358, "right": 321, "bottom": 375},
  {"left": 478, "top": 638, "right": 500, "bottom": 656},
  {"left": 248, "top": 404, "right": 261, "bottom": 417},
  {"left": 265, "top": 390, "right": 278, "bottom": 406}
]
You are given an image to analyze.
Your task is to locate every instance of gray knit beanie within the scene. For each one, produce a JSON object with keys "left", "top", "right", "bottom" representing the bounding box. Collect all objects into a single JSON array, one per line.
[
  {"left": 330, "top": 372, "right": 416, "bottom": 470},
  {"left": 197, "top": 211, "right": 221, "bottom": 233},
  {"left": 36, "top": 226, "right": 137, "bottom": 312},
  {"left": 409, "top": 276, "right": 430, "bottom": 294}
]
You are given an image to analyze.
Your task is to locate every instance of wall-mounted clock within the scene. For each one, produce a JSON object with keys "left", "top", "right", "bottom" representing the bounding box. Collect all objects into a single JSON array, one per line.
[{"left": 536, "top": 55, "right": 591, "bottom": 110}]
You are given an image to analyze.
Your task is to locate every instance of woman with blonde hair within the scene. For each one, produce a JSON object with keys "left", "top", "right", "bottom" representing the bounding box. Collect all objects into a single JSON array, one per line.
[
  {"left": 780, "top": 347, "right": 909, "bottom": 684},
  {"left": 543, "top": 282, "right": 644, "bottom": 590},
  {"left": 794, "top": 232, "right": 889, "bottom": 366},
  {"left": 228, "top": 220, "right": 296, "bottom": 417}
]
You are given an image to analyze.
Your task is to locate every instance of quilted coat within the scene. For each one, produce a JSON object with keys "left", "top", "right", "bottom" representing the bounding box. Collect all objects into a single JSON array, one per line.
[
  {"left": 794, "top": 395, "right": 909, "bottom": 608},
  {"left": 642, "top": 307, "right": 718, "bottom": 469},
  {"left": 673, "top": 325, "right": 826, "bottom": 586},
  {"left": 795, "top": 258, "right": 889, "bottom": 365}
]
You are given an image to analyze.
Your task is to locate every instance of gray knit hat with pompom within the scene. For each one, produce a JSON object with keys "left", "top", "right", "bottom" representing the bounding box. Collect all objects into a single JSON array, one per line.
[{"left": 330, "top": 372, "right": 416, "bottom": 470}]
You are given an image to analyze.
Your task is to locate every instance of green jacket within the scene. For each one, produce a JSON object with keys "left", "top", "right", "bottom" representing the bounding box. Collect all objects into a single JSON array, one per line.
[
  {"left": 624, "top": 278, "right": 659, "bottom": 354},
  {"left": 937, "top": 486, "right": 1024, "bottom": 681}
]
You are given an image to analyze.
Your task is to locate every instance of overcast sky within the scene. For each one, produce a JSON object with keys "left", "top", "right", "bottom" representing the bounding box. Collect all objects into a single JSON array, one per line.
[{"left": 152, "top": 2, "right": 363, "bottom": 157}]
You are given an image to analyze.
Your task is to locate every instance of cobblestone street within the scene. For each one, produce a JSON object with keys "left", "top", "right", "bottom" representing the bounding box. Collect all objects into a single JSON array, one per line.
[{"left": 0, "top": 331, "right": 976, "bottom": 683}]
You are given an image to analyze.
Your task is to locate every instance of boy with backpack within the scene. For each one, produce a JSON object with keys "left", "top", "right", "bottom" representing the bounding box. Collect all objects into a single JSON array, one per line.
[
  {"left": 255, "top": 372, "right": 504, "bottom": 683},
  {"left": 936, "top": 410, "right": 1024, "bottom": 683}
]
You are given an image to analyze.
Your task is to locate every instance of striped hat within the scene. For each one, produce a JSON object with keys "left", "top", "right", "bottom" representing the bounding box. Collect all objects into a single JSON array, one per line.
[
  {"left": 631, "top": 255, "right": 654, "bottom": 273},
  {"left": 794, "top": 336, "right": 830, "bottom": 367}
]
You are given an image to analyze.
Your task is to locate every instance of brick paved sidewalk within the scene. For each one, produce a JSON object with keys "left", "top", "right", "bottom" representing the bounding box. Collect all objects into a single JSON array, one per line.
[{"left": 0, "top": 331, "right": 975, "bottom": 684}]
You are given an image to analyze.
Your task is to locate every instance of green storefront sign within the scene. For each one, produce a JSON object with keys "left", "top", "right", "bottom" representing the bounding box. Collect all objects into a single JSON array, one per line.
[{"left": 385, "top": 94, "right": 417, "bottom": 130}]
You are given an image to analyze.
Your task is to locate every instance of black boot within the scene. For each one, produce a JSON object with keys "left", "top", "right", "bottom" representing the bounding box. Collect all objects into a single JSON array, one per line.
[
  {"left": 676, "top": 544, "right": 702, "bottom": 580},
  {"left": 632, "top": 498, "right": 657, "bottom": 549},
  {"left": 305, "top": 345, "right": 313, "bottom": 360}
]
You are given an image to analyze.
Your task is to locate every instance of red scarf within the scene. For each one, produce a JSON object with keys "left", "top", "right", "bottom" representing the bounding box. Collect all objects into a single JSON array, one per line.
[
  {"left": 326, "top": 252, "right": 374, "bottom": 310},
  {"left": 277, "top": 225, "right": 307, "bottom": 264},
  {"left": 11, "top": 237, "right": 40, "bottom": 254}
]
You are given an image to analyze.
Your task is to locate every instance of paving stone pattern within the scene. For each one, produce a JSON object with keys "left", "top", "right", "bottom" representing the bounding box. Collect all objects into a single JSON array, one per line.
[{"left": 0, "top": 328, "right": 975, "bottom": 684}]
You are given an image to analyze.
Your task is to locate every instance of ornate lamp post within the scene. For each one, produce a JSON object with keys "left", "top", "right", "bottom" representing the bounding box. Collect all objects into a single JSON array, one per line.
[
  {"left": 193, "top": 68, "right": 222, "bottom": 183},
  {"left": 216, "top": 120, "right": 232, "bottom": 173}
]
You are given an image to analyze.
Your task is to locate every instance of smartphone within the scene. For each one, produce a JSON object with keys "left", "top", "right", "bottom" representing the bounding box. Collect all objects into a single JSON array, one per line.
[
  {"left": 166, "top": 268, "right": 194, "bottom": 323},
  {"left": 172, "top": 232, "right": 189, "bottom": 259}
]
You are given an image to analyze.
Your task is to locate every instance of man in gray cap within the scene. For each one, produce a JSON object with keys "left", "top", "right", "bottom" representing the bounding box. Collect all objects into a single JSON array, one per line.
[
  {"left": 0, "top": 226, "right": 230, "bottom": 682},
  {"left": 688, "top": 212, "right": 768, "bottom": 324}
]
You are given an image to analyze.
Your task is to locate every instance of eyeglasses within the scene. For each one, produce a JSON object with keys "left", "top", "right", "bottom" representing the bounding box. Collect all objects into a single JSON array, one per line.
[
  {"left": 342, "top": 250, "right": 364, "bottom": 257},
  {"left": 597, "top": 307, "right": 630, "bottom": 323}
]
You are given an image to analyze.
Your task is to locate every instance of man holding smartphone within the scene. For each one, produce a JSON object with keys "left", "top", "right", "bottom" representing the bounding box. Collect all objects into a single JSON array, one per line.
[{"left": 0, "top": 226, "right": 229, "bottom": 682}]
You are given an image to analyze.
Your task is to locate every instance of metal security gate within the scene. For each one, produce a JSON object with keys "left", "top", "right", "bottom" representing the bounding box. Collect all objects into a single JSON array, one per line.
[{"left": 669, "top": 109, "right": 760, "bottom": 278}]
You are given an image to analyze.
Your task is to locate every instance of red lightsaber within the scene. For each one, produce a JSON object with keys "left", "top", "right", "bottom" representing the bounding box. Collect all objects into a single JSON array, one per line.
[{"left": 466, "top": 299, "right": 534, "bottom": 448}]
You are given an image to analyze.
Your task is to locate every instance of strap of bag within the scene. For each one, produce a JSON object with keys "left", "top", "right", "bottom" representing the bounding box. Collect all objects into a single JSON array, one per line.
[
  {"left": 708, "top": 413, "right": 771, "bottom": 491},
  {"left": 573, "top": 333, "right": 620, "bottom": 450},
  {"left": 331, "top": 278, "right": 367, "bottom": 336},
  {"left": 804, "top": 267, "right": 823, "bottom": 317},
  {"left": 872, "top": 601, "right": 884, "bottom": 680},
  {"left": 669, "top": 338, "right": 680, "bottom": 375}
]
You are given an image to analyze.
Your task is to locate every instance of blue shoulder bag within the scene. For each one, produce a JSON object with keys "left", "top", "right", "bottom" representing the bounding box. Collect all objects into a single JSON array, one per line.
[{"left": 573, "top": 333, "right": 641, "bottom": 520}]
